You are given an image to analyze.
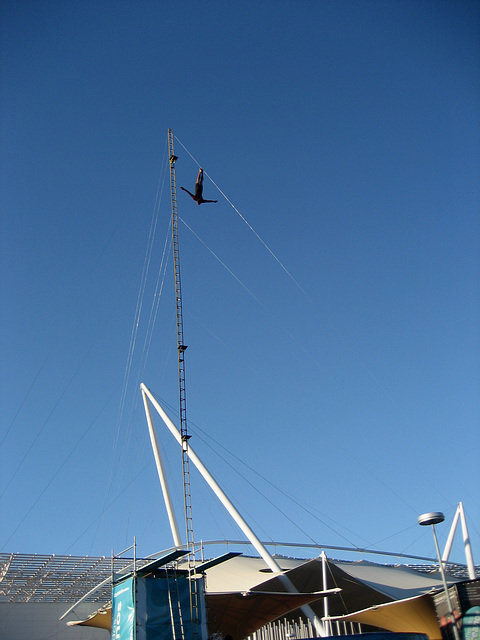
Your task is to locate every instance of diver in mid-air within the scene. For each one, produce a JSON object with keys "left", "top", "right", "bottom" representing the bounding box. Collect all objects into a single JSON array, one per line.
[{"left": 181, "top": 168, "right": 217, "bottom": 205}]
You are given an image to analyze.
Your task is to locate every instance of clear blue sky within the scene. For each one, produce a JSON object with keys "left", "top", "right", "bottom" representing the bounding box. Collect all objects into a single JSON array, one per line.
[{"left": 1, "top": 1, "right": 479, "bottom": 567}]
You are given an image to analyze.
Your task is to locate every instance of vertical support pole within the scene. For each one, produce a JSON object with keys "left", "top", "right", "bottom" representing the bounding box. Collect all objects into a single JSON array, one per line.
[
  {"left": 321, "top": 551, "right": 331, "bottom": 636},
  {"left": 431, "top": 524, "right": 461, "bottom": 640},
  {"left": 133, "top": 536, "right": 137, "bottom": 640},
  {"left": 134, "top": 536, "right": 136, "bottom": 575}
]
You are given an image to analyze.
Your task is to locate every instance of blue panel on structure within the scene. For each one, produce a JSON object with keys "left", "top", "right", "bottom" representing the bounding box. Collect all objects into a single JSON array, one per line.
[
  {"left": 136, "top": 574, "right": 198, "bottom": 640},
  {"left": 111, "top": 577, "right": 135, "bottom": 640}
]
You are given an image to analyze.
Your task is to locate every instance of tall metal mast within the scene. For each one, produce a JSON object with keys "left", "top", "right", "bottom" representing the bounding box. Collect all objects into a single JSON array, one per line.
[{"left": 167, "top": 128, "right": 199, "bottom": 639}]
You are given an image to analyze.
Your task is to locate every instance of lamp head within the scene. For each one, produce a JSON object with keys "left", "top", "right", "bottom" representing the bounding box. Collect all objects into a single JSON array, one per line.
[{"left": 418, "top": 512, "right": 445, "bottom": 526}]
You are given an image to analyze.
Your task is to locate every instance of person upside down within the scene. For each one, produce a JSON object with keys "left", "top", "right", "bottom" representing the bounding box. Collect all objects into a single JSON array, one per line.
[{"left": 181, "top": 168, "right": 218, "bottom": 205}]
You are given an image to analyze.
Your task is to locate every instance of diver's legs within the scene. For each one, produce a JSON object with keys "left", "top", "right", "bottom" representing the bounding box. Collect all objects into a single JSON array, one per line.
[{"left": 194, "top": 169, "right": 203, "bottom": 199}]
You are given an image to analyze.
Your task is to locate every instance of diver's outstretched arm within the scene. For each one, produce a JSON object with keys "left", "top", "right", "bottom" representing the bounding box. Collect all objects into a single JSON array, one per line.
[{"left": 201, "top": 199, "right": 218, "bottom": 204}]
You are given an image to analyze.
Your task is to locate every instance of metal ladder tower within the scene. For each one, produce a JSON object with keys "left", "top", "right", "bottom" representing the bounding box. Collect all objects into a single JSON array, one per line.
[{"left": 167, "top": 128, "right": 200, "bottom": 640}]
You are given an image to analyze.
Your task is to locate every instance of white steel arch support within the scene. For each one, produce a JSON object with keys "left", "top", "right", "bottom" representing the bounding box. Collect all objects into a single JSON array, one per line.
[
  {"left": 141, "top": 386, "right": 182, "bottom": 548},
  {"left": 140, "top": 383, "right": 327, "bottom": 637},
  {"left": 442, "top": 502, "right": 476, "bottom": 580}
]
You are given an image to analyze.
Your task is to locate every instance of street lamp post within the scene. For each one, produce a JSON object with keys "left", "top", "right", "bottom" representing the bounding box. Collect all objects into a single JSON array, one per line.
[{"left": 418, "top": 512, "right": 461, "bottom": 640}]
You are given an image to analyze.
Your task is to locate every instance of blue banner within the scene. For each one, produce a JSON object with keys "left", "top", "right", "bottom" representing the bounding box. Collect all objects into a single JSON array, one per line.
[
  {"left": 463, "top": 606, "right": 480, "bottom": 640},
  {"left": 111, "top": 577, "right": 135, "bottom": 640}
]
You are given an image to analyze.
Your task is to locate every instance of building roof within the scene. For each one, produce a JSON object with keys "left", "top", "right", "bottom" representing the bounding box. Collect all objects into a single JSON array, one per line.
[
  {"left": 0, "top": 552, "right": 149, "bottom": 603},
  {"left": 0, "top": 550, "right": 476, "bottom": 606}
]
